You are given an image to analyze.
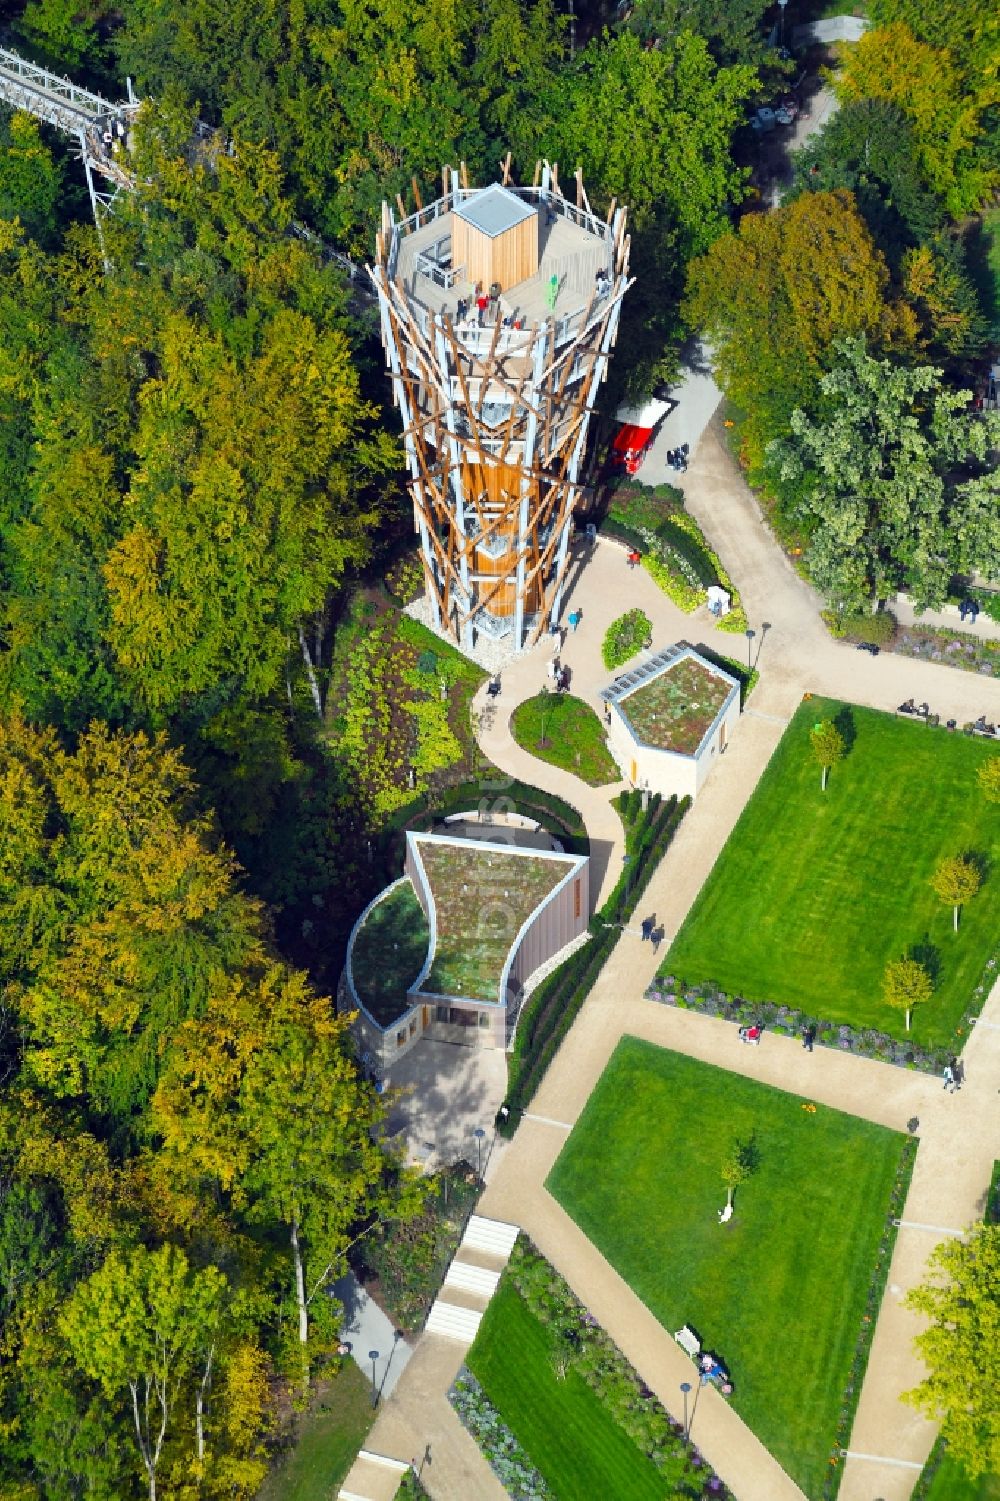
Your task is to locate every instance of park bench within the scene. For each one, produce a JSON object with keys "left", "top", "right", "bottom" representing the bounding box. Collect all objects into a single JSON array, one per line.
[{"left": 674, "top": 1325, "right": 701, "bottom": 1360}]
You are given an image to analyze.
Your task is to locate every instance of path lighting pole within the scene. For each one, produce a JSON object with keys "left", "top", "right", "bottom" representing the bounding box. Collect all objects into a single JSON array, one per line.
[
  {"left": 744, "top": 627, "right": 756, "bottom": 673},
  {"left": 680, "top": 1381, "right": 692, "bottom": 1441},
  {"left": 369, "top": 1349, "right": 380, "bottom": 1408},
  {"left": 474, "top": 1126, "right": 486, "bottom": 1179},
  {"left": 777, "top": 0, "right": 788, "bottom": 48}
]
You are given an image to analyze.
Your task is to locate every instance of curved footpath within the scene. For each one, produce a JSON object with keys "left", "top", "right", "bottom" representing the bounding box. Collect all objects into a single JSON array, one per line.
[{"left": 351, "top": 417, "right": 1000, "bottom": 1501}]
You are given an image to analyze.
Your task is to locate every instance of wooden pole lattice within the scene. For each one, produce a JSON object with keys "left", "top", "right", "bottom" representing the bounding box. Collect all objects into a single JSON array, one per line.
[{"left": 368, "top": 159, "right": 633, "bottom": 653}]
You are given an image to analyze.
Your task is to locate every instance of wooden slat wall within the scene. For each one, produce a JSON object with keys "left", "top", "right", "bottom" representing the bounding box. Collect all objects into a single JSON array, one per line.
[{"left": 451, "top": 212, "right": 539, "bottom": 292}]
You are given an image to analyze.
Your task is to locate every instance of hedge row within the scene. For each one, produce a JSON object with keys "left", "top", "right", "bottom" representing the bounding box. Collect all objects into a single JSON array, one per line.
[
  {"left": 602, "top": 514, "right": 718, "bottom": 591},
  {"left": 498, "top": 793, "right": 691, "bottom": 1133}
]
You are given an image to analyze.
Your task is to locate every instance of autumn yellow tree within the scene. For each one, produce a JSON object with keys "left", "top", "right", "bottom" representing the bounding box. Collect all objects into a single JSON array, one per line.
[
  {"left": 931, "top": 855, "right": 982, "bottom": 932},
  {"left": 836, "top": 23, "right": 998, "bottom": 216},
  {"left": 685, "top": 190, "right": 899, "bottom": 472}
]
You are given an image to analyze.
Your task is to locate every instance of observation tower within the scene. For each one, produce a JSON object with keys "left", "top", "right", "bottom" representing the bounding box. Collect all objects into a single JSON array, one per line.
[{"left": 369, "top": 161, "right": 632, "bottom": 655}]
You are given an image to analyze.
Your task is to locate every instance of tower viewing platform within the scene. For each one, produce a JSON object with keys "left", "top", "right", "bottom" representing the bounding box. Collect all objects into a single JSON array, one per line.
[{"left": 369, "top": 161, "right": 633, "bottom": 657}]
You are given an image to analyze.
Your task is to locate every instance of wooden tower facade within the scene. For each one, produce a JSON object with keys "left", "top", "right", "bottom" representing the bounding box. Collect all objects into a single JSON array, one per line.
[{"left": 369, "top": 161, "right": 632, "bottom": 653}]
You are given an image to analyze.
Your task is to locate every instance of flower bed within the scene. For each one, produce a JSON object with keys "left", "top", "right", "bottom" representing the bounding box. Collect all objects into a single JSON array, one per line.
[
  {"left": 602, "top": 607, "right": 653, "bottom": 669},
  {"left": 643, "top": 972, "right": 1000, "bottom": 1075},
  {"left": 450, "top": 1370, "right": 555, "bottom": 1500},
  {"left": 452, "top": 1236, "right": 732, "bottom": 1499},
  {"left": 893, "top": 624, "right": 1000, "bottom": 678}
]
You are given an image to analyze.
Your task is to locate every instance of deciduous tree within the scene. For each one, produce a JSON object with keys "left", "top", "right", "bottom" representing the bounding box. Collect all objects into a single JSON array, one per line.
[
  {"left": 882, "top": 956, "right": 933, "bottom": 1032},
  {"left": 685, "top": 191, "right": 898, "bottom": 473},
  {"left": 61, "top": 1244, "right": 227, "bottom": 1501},
  {"left": 809, "top": 719, "right": 845, "bottom": 792},
  {"left": 904, "top": 1223, "right": 1000, "bottom": 1480},
  {"left": 767, "top": 338, "right": 1000, "bottom": 609},
  {"left": 720, "top": 1132, "right": 759, "bottom": 1212},
  {"left": 931, "top": 855, "right": 982, "bottom": 932},
  {"left": 835, "top": 23, "right": 998, "bottom": 217}
]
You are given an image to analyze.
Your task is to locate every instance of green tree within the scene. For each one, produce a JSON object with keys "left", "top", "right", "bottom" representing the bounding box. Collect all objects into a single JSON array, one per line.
[
  {"left": 0, "top": 113, "right": 63, "bottom": 247},
  {"left": 1, "top": 719, "right": 261, "bottom": 1126},
  {"left": 532, "top": 30, "right": 755, "bottom": 252},
  {"left": 61, "top": 1244, "right": 227, "bottom": 1501},
  {"left": 978, "top": 758, "right": 1000, "bottom": 804},
  {"left": 153, "top": 971, "right": 415, "bottom": 1391},
  {"left": 768, "top": 337, "right": 1000, "bottom": 610},
  {"left": 904, "top": 1223, "right": 1000, "bottom": 1480},
  {"left": 882, "top": 956, "right": 933, "bottom": 1031},
  {"left": 809, "top": 719, "right": 845, "bottom": 792},
  {"left": 627, "top": 0, "right": 776, "bottom": 67},
  {"left": 931, "top": 855, "right": 982, "bottom": 932},
  {"left": 720, "top": 1132, "right": 759, "bottom": 1212},
  {"left": 789, "top": 100, "right": 944, "bottom": 257}
]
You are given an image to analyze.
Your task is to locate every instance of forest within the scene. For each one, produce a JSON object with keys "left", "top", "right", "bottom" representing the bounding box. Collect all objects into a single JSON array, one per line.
[{"left": 0, "top": 0, "right": 997, "bottom": 1493}]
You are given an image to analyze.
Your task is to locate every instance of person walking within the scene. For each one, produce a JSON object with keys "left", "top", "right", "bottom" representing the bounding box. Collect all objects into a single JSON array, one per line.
[
  {"left": 568, "top": 609, "right": 581, "bottom": 631},
  {"left": 802, "top": 1025, "right": 815, "bottom": 1053},
  {"left": 640, "top": 916, "right": 654, "bottom": 941},
  {"left": 943, "top": 1062, "right": 956, "bottom": 1092},
  {"left": 951, "top": 1057, "right": 964, "bottom": 1090}
]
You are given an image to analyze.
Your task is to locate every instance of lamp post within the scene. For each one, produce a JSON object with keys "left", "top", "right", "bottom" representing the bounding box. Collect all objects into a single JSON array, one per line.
[
  {"left": 369, "top": 1349, "right": 380, "bottom": 1408},
  {"left": 680, "top": 1381, "right": 692, "bottom": 1441},
  {"left": 744, "top": 627, "right": 756, "bottom": 673},
  {"left": 474, "top": 1126, "right": 486, "bottom": 1179},
  {"left": 777, "top": 0, "right": 788, "bottom": 48}
]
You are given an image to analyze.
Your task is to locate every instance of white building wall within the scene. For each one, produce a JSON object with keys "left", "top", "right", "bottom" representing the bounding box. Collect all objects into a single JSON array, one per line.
[{"left": 605, "top": 681, "right": 740, "bottom": 801}]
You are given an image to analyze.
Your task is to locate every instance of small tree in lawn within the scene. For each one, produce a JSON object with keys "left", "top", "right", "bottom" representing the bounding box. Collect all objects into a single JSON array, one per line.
[
  {"left": 810, "top": 719, "right": 845, "bottom": 791},
  {"left": 883, "top": 956, "right": 933, "bottom": 1032},
  {"left": 931, "top": 855, "right": 982, "bottom": 933},
  {"left": 721, "top": 1133, "right": 759, "bottom": 1215},
  {"left": 977, "top": 758, "right": 1000, "bottom": 804}
]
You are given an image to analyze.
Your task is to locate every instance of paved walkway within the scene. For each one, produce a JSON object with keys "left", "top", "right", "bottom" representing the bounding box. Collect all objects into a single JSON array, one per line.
[
  {"left": 360, "top": 419, "right": 1000, "bottom": 1501},
  {"left": 334, "top": 1271, "right": 413, "bottom": 1402}
]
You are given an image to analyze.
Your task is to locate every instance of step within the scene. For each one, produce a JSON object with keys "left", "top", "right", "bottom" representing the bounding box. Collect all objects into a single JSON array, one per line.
[
  {"left": 357, "top": 1451, "right": 411, "bottom": 1473},
  {"left": 444, "top": 1259, "right": 501, "bottom": 1297},
  {"left": 461, "top": 1214, "right": 519, "bottom": 1258},
  {"left": 425, "top": 1299, "right": 483, "bottom": 1342}
]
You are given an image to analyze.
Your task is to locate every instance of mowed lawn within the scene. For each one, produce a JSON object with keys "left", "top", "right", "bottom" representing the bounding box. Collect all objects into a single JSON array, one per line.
[
  {"left": 663, "top": 698, "right": 1000, "bottom": 1046},
  {"left": 255, "top": 1361, "right": 373, "bottom": 1501},
  {"left": 547, "top": 1038, "right": 909, "bottom": 1501},
  {"left": 466, "top": 1278, "right": 668, "bottom": 1501},
  {"left": 510, "top": 691, "right": 620, "bottom": 786}
]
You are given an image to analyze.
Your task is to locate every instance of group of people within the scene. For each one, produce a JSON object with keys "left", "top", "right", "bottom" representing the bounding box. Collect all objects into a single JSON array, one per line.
[
  {"left": 456, "top": 280, "right": 505, "bottom": 328},
  {"left": 547, "top": 656, "right": 570, "bottom": 693},
  {"left": 942, "top": 1058, "right": 965, "bottom": 1093},
  {"left": 666, "top": 445, "right": 689, "bottom": 472},
  {"left": 640, "top": 915, "right": 664, "bottom": 951},
  {"left": 737, "top": 1024, "right": 762, "bottom": 1046}
]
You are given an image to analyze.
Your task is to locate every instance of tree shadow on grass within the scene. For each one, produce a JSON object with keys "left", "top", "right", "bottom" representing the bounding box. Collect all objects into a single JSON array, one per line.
[
  {"left": 908, "top": 938, "right": 942, "bottom": 986},
  {"left": 833, "top": 704, "right": 857, "bottom": 757},
  {"left": 961, "top": 848, "right": 992, "bottom": 885}
]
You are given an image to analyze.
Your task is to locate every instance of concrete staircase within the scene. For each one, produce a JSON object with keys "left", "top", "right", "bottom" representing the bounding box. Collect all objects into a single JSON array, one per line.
[
  {"left": 461, "top": 1213, "right": 519, "bottom": 1257},
  {"left": 423, "top": 1215, "right": 521, "bottom": 1347},
  {"left": 338, "top": 1448, "right": 411, "bottom": 1501}
]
